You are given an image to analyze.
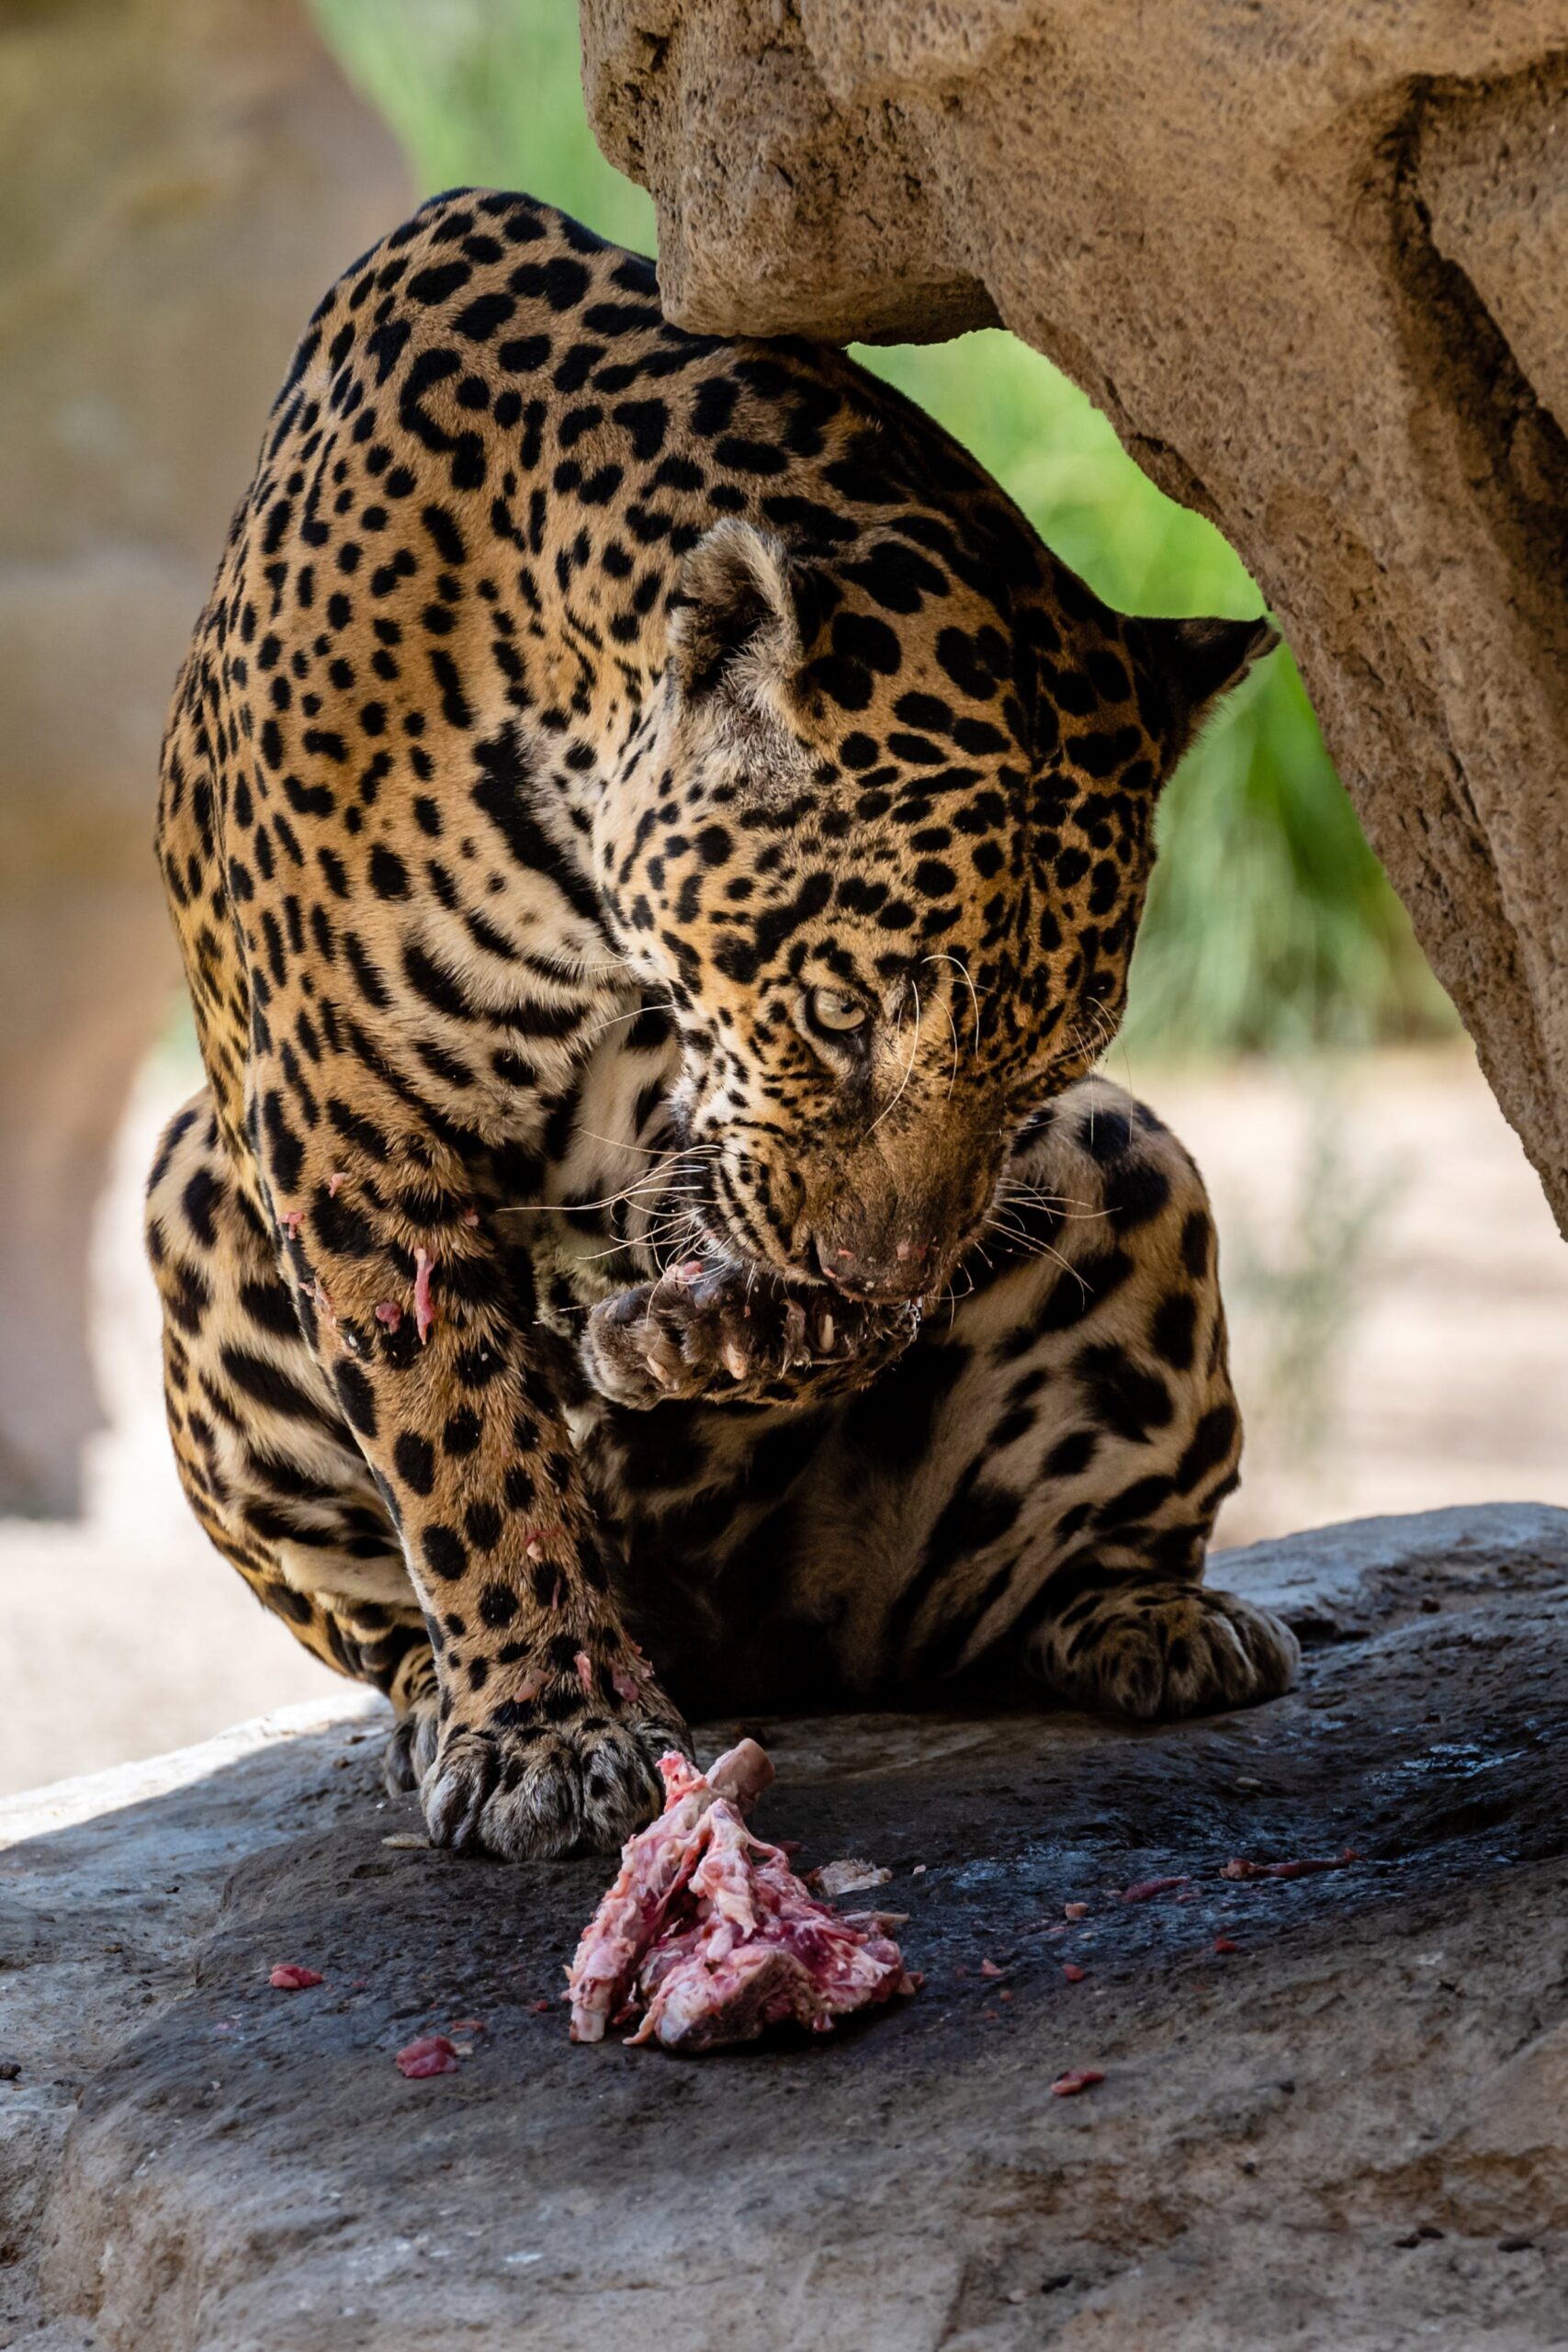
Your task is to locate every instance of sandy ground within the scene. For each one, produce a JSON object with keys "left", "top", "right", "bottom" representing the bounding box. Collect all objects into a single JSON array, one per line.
[
  {"left": 1133, "top": 1044, "right": 1568, "bottom": 1546},
  {"left": 1, "top": 1038, "right": 1563, "bottom": 1796}
]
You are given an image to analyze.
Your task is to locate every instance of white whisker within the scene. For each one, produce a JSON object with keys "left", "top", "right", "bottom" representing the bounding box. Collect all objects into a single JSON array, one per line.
[
  {"left": 981, "top": 1213, "right": 1089, "bottom": 1292},
  {"left": 920, "top": 952, "right": 986, "bottom": 1050},
  {"left": 863, "top": 979, "right": 922, "bottom": 1138}
]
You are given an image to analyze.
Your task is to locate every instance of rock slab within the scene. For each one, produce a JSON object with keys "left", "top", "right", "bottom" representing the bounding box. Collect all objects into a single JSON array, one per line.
[{"left": 4, "top": 1505, "right": 1568, "bottom": 2349}]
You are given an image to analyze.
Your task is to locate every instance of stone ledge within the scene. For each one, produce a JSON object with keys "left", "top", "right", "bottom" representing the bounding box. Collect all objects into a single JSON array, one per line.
[{"left": 4, "top": 1508, "right": 1568, "bottom": 2349}]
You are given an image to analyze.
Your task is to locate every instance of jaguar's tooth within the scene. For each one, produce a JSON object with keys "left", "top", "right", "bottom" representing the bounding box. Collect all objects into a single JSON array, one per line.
[
  {"left": 818, "top": 1313, "right": 835, "bottom": 1351},
  {"left": 721, "top": 1340, "right": 750, "bottom": 1380}
]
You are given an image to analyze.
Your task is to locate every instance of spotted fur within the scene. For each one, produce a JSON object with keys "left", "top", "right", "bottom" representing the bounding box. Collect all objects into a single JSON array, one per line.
[{"left": 149, "top": 191, "right": 1297, "bottom": 1858}]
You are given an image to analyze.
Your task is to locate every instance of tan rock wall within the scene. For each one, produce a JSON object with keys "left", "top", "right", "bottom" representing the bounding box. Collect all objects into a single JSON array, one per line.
[
  {"left": 581, "top": 0, "right": 1568, "bottom": 1236},
  {"left": 0, "top": 0, "right": 408, "bottom": 1511}
]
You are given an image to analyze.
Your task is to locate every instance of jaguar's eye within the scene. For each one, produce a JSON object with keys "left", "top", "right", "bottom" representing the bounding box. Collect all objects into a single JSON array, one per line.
[{"left": 805, "top": 986, "right": 869, "bottom": 1038}]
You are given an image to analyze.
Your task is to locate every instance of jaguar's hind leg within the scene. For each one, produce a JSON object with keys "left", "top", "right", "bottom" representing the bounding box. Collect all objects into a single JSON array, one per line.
[
  {"left": 146, "top": 1091, "right": 432, "bottom": 1778},
  {"left": 988, "top": 1092, "right": 1300, "bottom": 1718},
  {"left": 381, "top": 1645, "right": 443, "bottom": 1792}
]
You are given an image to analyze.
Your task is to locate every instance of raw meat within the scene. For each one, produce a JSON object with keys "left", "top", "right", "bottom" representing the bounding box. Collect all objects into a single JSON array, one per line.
[
  {"left": 268, "top": 1962, "right": 322, "bottom": 1990},
  {"left": 810, "top": 1859, "right": 893, "bottom": 1898},
  {"left": 396, "top": 2032, "right": 459, "bottom": 2078},
  {"left": 566, "top": 1741, "right": 917, "bottom": 2052},
  {"left": 1222, "top": 1847, "right": 1359, "bottom": 1882},
  {"left": 412, "top": 1248, "right": 436, "bottom": 1344},
  {"left": 1050, "top": 2067, "right": 1104, "bottom": 2098}
]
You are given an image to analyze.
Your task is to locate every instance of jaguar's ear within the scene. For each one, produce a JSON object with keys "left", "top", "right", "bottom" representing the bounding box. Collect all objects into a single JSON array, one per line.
[
  {"left": 668, "top": 520, "right": 825, "bottom": 707},
  {"left": 668, "top": 520, "right": 796, "bottom": 704},
  {"left": 1137, "top": 612, "right": 1280, "bottom": 767}
]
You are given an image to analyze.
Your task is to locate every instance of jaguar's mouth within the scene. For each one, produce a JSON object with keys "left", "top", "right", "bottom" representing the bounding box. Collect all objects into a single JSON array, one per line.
[
  {"left": 696, "top": 1213, "right": 959, "bottom": 1309},
  {"left": 679, "top": 1145, "right": 988, "bottom": 1306},
  {"left": 808, "top": 1232, "right": 953, "bottom": 1303},
  {"left": 689, "top": 1161, "right": 825, "bottom": 1291}
]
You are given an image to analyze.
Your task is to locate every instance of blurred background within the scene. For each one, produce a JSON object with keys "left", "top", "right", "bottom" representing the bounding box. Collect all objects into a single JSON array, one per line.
[{"left": 4, "top": 0, "right": 1564, "bottom": 1795}]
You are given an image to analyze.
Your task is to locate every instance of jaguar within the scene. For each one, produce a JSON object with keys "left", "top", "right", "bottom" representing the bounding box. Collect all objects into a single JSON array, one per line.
[{"left": 147, "top": 187, "right": 1298, "bottom": 1859}]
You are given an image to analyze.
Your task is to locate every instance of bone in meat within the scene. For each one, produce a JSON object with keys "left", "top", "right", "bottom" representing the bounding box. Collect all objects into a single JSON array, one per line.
[{"left": 566, "top": 1740, "right": 915, "bottom": 2051}]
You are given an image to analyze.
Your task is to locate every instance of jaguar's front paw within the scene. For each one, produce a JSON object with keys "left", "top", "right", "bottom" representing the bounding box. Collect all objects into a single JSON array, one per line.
[
  {"left": 418, "top": 1668, "right": 691, "bottom": 1860},
  {"left": 581, "top": 1260, "right": 919, "bottom": 1409}
]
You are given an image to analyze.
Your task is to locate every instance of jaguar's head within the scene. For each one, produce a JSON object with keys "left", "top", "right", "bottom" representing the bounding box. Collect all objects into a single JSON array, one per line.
[{"left": 598, "top": 518, "right": 1273, "bottom": 1302}]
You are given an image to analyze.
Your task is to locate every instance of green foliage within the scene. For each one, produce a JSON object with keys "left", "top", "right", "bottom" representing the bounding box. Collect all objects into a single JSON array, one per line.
[
  {"left": 312, "top": 0, "right": 654, "bottom": 248},
  {"left": 309, "top": 0, "right": 1453, "bottom": 1058}
]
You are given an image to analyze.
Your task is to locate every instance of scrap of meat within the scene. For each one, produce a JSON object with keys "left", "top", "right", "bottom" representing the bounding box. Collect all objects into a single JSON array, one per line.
[
  {"left": 1121, "top": 1875, "right": 1191, "bottom": 1903},
  {"left": 1222, "top": 1847, "right": 1359, "bottom": 1882},
  {"left": 567, "top": 1741, "right": 917, "bottom": 2052},
  {"left": 412, "top": 1248, "right": 436, "bottom": 1345},
  {"left": 809, "top": 1859, "right": 893, "bottom": 1899},
  {"left": 1050, "top": 2067, "right": 1104, "bottom": 2098},
  {"left": 396, "top": 2032, "right": 459, "bottom": 2078},
  {"left": 268, "top": 1962, "right": 323, "bottom": 1989}
]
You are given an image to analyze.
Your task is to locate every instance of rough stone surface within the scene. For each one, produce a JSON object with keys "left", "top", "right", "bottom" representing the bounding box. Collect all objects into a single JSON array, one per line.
[
  {"left": 581, "top": 3, "right": 1568, "bottom": 1240},
  {"left": 0, "top": 0, "right": 407, "bottom": 1512},
  {"left": 5, "top": 1506, "right": 1568, "bottom": 2348}
]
